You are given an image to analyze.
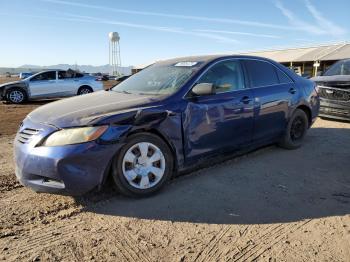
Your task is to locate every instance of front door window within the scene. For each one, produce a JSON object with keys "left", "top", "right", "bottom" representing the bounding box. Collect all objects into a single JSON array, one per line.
[
  {"left": 30, "top": 71, "right": 56, "bottom": 81},
  {"left": 197, "top": 60, "right": 245, "bottom": 93}
]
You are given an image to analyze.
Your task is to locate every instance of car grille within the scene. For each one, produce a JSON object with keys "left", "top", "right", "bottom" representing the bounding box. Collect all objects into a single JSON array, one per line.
[
  {"left": 17, "top": 128, "right": 39, "bottom": 144},
  {"left": 318, "top": 87, "right": 350, "bottom": 102}
]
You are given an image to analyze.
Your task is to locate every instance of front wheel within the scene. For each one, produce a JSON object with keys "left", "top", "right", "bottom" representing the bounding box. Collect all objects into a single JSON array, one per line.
[
  {"left": 112, "top": 133, "right": 174, "bottom": 197},
  {"left": 279, "top": 109, "right": 309, "bottom": 149},
  {"left": 6, "top": 88, "right": 27, "bottom": 104}
]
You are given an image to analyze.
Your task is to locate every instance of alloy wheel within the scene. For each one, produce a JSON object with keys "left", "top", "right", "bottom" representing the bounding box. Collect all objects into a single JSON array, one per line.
[
  {"left": 79, "top": 88, "right": 92, "bottom": 95},
  {"left": 9, "top": 90, "right": 24, "bottom": 103}
]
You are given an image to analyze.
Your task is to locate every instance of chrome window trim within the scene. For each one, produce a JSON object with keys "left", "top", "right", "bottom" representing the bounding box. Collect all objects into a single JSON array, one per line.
[{"left": 183, "top": 57, "right": 294, "bottom": 99}]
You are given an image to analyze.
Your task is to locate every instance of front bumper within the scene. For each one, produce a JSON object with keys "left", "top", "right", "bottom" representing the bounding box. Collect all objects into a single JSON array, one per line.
[
  {"left": 14, "top": 118, "right": 121, "bottom": 195},
  {"left": 319, "top": 99, "right": 350, "bottom": 121}
]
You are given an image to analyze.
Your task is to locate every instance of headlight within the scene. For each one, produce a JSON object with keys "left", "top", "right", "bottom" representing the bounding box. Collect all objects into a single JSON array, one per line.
[{"left": 42, "top": 126, "right": 108, "bottom": 147}]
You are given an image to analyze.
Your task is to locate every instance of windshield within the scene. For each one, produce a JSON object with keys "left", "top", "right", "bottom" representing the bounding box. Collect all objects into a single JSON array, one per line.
[
  {"left": 324, "top": 60, "right": 350, "bottom": 76},
  {"left": 112, "top": 62, "right": 203, "bottom": 95}
]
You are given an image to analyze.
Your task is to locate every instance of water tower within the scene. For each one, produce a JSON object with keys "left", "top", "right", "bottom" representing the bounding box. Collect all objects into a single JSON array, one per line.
[{"left": 108, "top": 32, "right": 121, "bottom": 76}]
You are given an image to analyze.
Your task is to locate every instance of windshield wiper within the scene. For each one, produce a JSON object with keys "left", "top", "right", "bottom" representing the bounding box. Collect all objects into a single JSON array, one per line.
[{"left": 137, "top": 92, "right": 159, "bottom": 96}]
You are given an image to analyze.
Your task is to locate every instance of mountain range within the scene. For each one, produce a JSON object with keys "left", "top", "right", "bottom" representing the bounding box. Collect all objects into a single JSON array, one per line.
[{"left": 0, "top": 64, "right": 133, "bottom": 75}]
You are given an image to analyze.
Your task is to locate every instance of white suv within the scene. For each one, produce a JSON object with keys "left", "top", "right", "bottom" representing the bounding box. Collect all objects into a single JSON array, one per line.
[{"left": 0, "top": 70, "right": 104, "bottom": 103}]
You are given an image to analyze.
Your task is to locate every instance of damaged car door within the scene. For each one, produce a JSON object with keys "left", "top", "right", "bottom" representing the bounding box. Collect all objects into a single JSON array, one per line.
[{"left": 183, "top": 59, "right": 254, "bottom": 162}]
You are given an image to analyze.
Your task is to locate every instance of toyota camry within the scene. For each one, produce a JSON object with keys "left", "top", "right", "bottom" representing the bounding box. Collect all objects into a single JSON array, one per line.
[{"left": 14, "top": 55, "right": 320, "bottom": 197}]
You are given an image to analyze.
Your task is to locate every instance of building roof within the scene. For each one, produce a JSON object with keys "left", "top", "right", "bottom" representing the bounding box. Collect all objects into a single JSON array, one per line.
[
  {"left": 321, "top": 44, "right": 350, "bottom": 60},
  {"left": 133, "top": 43, "right": 350, "bottom": 70},
  {"left": 240, "top": 43, "right": 350, "bottom": 63}
]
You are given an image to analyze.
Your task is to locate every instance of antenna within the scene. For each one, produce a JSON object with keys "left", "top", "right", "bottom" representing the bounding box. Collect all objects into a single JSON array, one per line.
[{"left": 108, "top": 32, "right": 121, "bottom": 76}]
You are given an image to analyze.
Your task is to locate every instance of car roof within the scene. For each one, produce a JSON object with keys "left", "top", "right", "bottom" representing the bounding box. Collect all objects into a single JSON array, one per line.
[
  {"left": 34, "top": 70, "right": 58, "bottom": 74},
  {"left": 155, "top": 54, "right": 303, "bottom": 82},
  {"left": 156, "top": 54, "right": 277, "bottom": 66}
]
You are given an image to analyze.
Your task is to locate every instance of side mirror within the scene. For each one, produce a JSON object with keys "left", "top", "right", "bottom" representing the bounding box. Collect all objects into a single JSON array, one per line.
[{"left": 191, "top": 83, "right": 215, "bottom": 96}]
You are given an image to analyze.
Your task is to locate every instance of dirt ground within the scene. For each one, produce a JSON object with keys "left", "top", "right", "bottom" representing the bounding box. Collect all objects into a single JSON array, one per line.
[{"left": 0, "top": 96, "right": 349, "bottom": 261}]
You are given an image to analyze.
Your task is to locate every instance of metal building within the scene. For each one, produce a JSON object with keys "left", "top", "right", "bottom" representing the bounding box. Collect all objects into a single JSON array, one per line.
[{"left": 241, "top": 42, "right": 350, "bottom": 77}]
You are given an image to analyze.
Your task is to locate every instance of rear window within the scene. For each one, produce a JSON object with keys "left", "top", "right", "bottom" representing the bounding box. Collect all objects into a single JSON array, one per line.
[
  {"left": 244, "top": 60, "right": 279, "bottom": 87},
  {"left": 75, "top": 73, "right": 84, "bottom": 78}
]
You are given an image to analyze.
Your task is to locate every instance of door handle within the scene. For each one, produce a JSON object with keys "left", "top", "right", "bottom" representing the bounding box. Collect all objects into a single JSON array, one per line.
[
  {"left": 240, "top": 96, "right": 252, "bottom": 104},
  {"left": 289, "top": 87, "right": 297, "bottom": 94}
]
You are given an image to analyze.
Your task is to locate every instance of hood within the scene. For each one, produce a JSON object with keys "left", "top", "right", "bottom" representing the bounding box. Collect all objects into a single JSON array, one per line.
[
  {"left": 311, "top": 75, "right": 350, "bottom": 83},
  {"left": 27, "top": 90, "right": 161, "bottom": 127},
  {"left": 311, "top": 75, "right": 350, "bottom": 89},
  {"left": 0, "top": 80, "right": 26, "bottom": 88}
]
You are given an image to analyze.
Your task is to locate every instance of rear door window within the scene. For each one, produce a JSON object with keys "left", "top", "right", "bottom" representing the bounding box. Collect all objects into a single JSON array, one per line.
[
  {"left": 276, "top": 68, "right": 293, "bottom": 84},
  {"left": 58, "top": 71, "right": 69, "bottom": 79},
  {"left": 244, "top": 60, "right": 279, "bottom": 87}
]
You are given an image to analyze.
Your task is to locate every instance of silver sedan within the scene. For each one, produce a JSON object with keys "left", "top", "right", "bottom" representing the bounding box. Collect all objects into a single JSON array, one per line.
[{"left": 0, "top": 70, "right": 104, "bottom": 103}]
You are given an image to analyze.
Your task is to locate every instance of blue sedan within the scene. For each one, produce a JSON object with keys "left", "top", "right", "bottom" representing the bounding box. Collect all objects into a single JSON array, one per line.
[{"left": 14, "top": 55, "right": 320, "bottom": 197}]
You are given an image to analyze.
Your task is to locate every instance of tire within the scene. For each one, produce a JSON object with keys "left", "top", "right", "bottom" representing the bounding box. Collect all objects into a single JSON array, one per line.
[
  {"left": 6, "top": 88, "right": 27, "bottom": 104},
  {"left": 77, "top": 86, "right": 93, "bottom": 95},
  {"left": 279, "top": 109, "right": 309, "bottom": 150},
  {"left": 112, "top": 133, "right": 174, "bottom": 197}
]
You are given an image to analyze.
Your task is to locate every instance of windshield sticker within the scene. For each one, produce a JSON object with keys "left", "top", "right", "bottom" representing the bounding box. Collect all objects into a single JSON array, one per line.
[{"left": 174, "top": 62, "right": 198, "bottom": 67}]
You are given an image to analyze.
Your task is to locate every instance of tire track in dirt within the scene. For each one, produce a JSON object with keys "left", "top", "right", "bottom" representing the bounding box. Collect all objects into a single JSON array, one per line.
[
  {"left": 233, "top": 220, "right": 311, "bottom": 261},
  {"left": 192, "top": 220, "right": 312, "bottom": 262},
  {"left": 0, "top": 219, "right": 84, "bottom": 260},
  {"left": 193, "top": 226, "right": 234, "bottom": 262},
  {"left": 93, "top": 219, "right": 153, "bottom": 262},
  {"left": 193, "top": 224, "right": 273, "bottom": 262},
  {"left": 231, "top": 220, "right": 311, "bottom": 261},
  {"left": 1, "top": 207, "right": 151, "bottom": 261},
  {"left": 249, "top": 220, "right": 312, "bottom": 261},
  {"left": 231, "top": 223, "right": 295, "bottom": 261},
  {"left": 177, "top": 237, "right": 205, "bottom": 254}
]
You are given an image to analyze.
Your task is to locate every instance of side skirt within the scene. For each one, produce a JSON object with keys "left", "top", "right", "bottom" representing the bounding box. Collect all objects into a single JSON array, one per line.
[{"left": 176, "top": 139, "right": 279, "bottom": 177}]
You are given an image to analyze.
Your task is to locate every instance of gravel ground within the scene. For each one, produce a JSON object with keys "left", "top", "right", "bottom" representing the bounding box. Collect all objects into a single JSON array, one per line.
[{"left": 0, "top": 100, "right": 349, "bottom": 261}]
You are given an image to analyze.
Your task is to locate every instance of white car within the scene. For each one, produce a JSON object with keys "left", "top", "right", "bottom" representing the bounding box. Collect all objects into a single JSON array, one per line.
[{"left": 0, "top": 70, "right": 104, "bottom": 103}]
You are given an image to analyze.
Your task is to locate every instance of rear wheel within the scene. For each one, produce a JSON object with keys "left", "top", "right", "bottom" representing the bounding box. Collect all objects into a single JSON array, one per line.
[
  {"left": 78, "top": 86, "right": 93, "bottom": 95},
  {"left": 112, "top": 133, "right": 173, "bottom": 197},
  {"left": 6, "top": 88, "right": 27, "bottom": 104},
  {"left": 279, "top": 109, "right": 309, "bottom": 149}
]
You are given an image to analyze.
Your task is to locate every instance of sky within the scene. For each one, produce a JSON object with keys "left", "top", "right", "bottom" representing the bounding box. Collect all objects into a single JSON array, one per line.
[{"left": 0, "top": 0, "right": 349, "bottom": 67}]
